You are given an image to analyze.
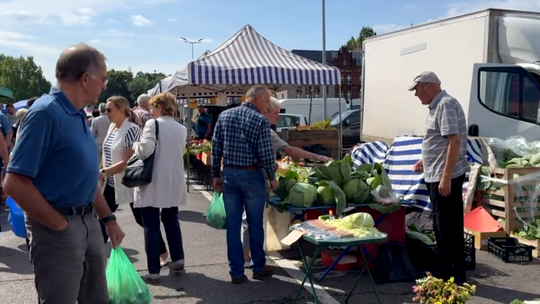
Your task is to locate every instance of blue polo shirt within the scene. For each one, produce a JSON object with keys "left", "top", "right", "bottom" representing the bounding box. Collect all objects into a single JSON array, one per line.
[{"left": 7, "top": 87, "right": 99, "bottom": 206}]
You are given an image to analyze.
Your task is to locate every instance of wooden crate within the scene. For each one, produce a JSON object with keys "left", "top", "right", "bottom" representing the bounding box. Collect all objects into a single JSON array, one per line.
[
  {"left": 513, "top": 235, "right": 540, "bottom": 258},
  {"left": 277, "top": 129, "right": 339, "bottom": 160},
  {"left": 201, "top": 151, "right": 211, "bottom": 165},
  {"left": 480, "top": 167, "right": 540, "bottom": 234}
]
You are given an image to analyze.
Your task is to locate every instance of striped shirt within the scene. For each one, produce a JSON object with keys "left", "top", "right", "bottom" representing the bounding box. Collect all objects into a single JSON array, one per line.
[
  {"left": 212, "top": 102, "right": 276, "bottom": 180},
  {"left": 103, "top": 125, "right": 141, "bottom": 187},
  {"left": 422, "top": 90, "right": 470, "bottom": 183}
]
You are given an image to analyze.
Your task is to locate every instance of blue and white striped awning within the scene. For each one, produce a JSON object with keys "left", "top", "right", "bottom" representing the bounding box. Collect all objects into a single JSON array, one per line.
[
  {"left": 188, "top": 25, "right": 341, "bottom": 86},
  {"left": 351, "top": 136, "right": 484, "bottom": 211}
]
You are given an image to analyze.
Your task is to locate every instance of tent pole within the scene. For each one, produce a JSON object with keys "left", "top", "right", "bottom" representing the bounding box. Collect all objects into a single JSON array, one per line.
[
  {"left": 338, "top": 85, "right": 343, "bottom": 158},
  {"left": 308, "top": 86, "right": 313, "bottom": 125},
  {"left": 186, "top": 85, "right": 191, "bottom": 193}
]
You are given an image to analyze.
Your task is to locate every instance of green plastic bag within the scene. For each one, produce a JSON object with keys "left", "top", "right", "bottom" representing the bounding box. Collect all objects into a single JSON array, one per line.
[
  {"left": 206, "top": 192, "right": 227, "bottom": 230},
  {"left": 106, "top": 246, "right": 152, "bottom": 304}
]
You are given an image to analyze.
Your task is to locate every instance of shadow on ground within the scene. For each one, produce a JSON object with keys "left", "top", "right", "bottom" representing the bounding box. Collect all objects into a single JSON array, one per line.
[{"left": 178, "top": 210, "right": 206, "bottom": 225}]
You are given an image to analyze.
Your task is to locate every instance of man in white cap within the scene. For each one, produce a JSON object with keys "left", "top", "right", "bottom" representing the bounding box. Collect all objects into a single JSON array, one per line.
[{"left": 409, "top": 71, "right": 470, "bottom": 284}]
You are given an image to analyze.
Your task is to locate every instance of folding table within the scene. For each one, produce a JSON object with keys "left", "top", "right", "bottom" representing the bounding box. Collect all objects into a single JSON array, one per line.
[{"left": 293, "top": 233, "right": 388, "bottom": 304}]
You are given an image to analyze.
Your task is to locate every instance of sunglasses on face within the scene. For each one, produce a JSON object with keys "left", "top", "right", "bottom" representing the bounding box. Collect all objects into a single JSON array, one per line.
[{"left": 105, "top": 107, "right": 115, "bottom": 113}]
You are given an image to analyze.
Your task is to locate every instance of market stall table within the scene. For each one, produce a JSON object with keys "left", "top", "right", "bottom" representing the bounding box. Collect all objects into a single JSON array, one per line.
[{"left": 292, "top": 232, "right": 387, "bottom": 304}]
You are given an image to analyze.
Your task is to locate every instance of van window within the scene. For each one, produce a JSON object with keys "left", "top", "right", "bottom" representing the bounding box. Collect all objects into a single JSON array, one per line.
[
  {"left": 478, "top": 69, "right": 540, "bottom": 123},
  {"left": 346, "top": 112, "right": 361, "bottom": 125},
  {"left": 277, "top": 115, "right": 300, "bottom": 128}
]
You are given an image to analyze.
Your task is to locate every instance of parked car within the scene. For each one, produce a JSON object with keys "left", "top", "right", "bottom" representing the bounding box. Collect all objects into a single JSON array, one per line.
[
  {"left": 330, "top": 109, "right": 361, "bottom": 148},
  {"left": 276, "top": 113, "right": 308, "bottom": 132}
]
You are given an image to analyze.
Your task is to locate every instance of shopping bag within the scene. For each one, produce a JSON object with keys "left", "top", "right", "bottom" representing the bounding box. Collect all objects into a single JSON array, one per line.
[
  {"left": 6, "top": 196, "right": 27, "bottom": 239},
  {"left": 206, "top": 192, "right": 227, "bottom": 230},
  {"left": 106, "top": 246, "right": 152, "bottom": 304}
]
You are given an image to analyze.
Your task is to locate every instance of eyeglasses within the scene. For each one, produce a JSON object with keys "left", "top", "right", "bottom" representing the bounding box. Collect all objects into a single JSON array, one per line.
[
  {"left": 89, "top": 73, "right": 108, "bottom": 85},
  {"left": 105, "top": 107, "right": 115, "bottom": 113}
]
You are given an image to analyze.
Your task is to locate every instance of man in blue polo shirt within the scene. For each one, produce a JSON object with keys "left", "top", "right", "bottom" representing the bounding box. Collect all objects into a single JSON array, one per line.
[{"left": 4, "top": 43, "right": 125, "bottom": 304}]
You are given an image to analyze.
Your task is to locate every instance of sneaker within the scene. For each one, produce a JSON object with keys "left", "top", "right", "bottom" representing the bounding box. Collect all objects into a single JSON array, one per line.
[
  {"left": 142, "top": 274, "right": 160, "bottom": 284},
  {"left": 170, "top": 260, "right": 185, "bottom": 273},
  {"left": 252, "top": 267, "right": 273, "bottom": 280},
  {"left": 231, "top": 274, "right": 247, "bottom": 284},
  {"left": 160, "top": 252, "right": 169, "bottom": 268}
]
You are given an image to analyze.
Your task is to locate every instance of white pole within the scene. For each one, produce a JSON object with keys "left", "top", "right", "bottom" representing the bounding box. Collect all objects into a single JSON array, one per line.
[{"left": 321, "top": 0, "right": 328, "bottom": 120}]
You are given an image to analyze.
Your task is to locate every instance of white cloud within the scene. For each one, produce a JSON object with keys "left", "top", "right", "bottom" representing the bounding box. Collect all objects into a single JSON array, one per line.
[
  {"left": 131, "top": 14, "right": 152, "bottom": 26},
  {"left": 372, "top": 24, "right": 408, "bottom": 33},
  {"left": 444, "top": 0, "right": 540, "bottom": 17},
  {"left": 0, "top": 0, "right": 179, "bottom": 27}
]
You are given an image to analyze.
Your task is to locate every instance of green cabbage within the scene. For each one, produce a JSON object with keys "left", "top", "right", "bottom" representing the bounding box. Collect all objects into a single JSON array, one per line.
[
  {"left": 317, "top": 185, "right": 334, "bottom": 206},
  {"left": 283, "top": 183, "right": 317, "bottom": 207},
  {"left": 339, "top": 212, "right": 375, "bottom": 228},
  {"left": 274, "top": 176, "right": 297, "bottom": 200},
  {"left": 317, "top": 180, "right": 346, "bottom": 215},
  {"left": 310, "top": 155, "right": 353, "bottom": 186},
  {"left": 342, "top": 178, "right": 370, "bottom": 204}
]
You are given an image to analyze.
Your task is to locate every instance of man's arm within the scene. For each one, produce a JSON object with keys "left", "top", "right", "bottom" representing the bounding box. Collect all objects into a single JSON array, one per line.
[
  {"left": 439, "top": 103, "right": 461, "bottom": 179},
  {"left": 211, "top": 119, "right": 224, "bottom": 178},
  {"left": 257, "top": 119, "right": 276, "bottom": 180},
  {"left": 1, "top": 115, "right": 13, "bottom": 147},
  {"left": 3, "top": 110, "right": 66, "bottom": 230}
]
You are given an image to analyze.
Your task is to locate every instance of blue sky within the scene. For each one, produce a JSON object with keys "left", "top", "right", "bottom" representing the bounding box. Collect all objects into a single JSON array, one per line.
[{"left": 1, "top": 0, "right": 539, "bottom": 82}]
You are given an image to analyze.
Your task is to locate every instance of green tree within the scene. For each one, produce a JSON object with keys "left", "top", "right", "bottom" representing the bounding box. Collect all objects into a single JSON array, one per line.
[
  {"left": 128, "top": 71, "right": 166, "bottom": 101},
  {"left": 99, "top": 69, "right": 133, "bottom": 105},
  {"left": 343, "top": 26, "right": 377, "bottom": 50},
  {"left": 0, "top": 54, "right": 51, "bottom": 101}
]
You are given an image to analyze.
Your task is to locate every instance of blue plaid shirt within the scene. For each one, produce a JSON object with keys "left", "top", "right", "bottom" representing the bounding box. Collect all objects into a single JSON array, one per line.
[{"left": 212, "top": 102, "right": 276, "bottom": 180}]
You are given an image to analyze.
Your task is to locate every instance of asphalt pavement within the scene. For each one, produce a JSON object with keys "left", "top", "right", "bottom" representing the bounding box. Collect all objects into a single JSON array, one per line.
[{"left": 1, "top": 185, "right": 540, "bottom": 304}]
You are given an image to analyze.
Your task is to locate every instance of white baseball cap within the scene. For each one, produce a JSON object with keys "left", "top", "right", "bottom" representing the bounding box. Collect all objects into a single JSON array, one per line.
[{"left": 407, "top": 71, "right": 441, "bottom": 91}]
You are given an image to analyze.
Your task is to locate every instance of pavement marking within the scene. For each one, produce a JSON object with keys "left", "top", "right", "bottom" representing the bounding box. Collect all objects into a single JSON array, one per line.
[{"left": 189, "top": 182, "right": 342, "bottom": 304}]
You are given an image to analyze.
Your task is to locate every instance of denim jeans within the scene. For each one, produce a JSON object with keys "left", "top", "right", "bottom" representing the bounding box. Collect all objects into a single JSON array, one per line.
[
  {"left": 140, "top": 207, "right": 185, "bottom": 274},
  {"left": 223, "top": 168, "right": 267, "bottom": 278}
]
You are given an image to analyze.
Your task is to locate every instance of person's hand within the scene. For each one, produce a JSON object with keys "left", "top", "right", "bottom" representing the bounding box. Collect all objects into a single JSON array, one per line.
[
  {"left": 269, "top": 179, "right": 278, "bottom": 190},
  {"left": 315, "top": 155, "right": 332, "bottom": 163},
  {"left": 438, "top": 176, "right": 451, "bottom": 197},
  {"left": 412, "top": 160, "right": 424, "bottom": 173},
  {"left": 213, "top": 177, "right": 223, "bottom": 193},
  {"left": 105, "top": 221, "right": 125, "bottom": 249},
  {"left": 51, "top": 218, "right": 69, "bottom": 231}
]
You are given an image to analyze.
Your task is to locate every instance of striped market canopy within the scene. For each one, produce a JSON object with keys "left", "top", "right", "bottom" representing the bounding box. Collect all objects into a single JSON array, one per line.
[{"left": 187, "top": 25, "right": 341, "bottom": 87}]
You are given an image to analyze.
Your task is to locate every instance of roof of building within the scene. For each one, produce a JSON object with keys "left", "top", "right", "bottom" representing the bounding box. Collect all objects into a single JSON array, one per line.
[{"left": 292, "top": 49, "right": 362, "bottom": 67}]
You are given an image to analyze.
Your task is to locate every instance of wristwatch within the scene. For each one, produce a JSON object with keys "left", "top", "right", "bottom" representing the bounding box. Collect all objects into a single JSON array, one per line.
[{"left": 101, "top": 214, "right": 117, "bottom": 225}]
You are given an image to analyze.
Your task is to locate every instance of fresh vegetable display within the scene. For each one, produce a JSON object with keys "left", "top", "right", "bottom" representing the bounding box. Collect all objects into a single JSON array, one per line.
[
  {"left": 272, "top": 156, "right": 402, "bottom": 215},
  {"left": 188, "top": 139, "right": 211, "bottom": 154},
  {"left": 412, "top": 273, "right": 476, "bottom": 304},
  {"left": 322, "top": 212, "right": 385, "bottom": 238},
  {"left": 514, "top": 219, "right": 540, "bottom": 240},
  {"left": 488, "top": 137, "right": 540, "bottom": 168}
]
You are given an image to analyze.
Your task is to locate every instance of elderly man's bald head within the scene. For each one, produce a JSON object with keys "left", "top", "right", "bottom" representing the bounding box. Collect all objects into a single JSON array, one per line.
[
  {"left": 55, "top": 43, "right": 107, "bottom": 83},
  {"left": 137, "top": 94, "right": 151, "bottom": 108}
]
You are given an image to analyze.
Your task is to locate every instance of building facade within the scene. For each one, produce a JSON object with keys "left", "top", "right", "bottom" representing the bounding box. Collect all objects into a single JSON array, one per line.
[{"left": 276, "top": 47, "right": 362, "bottom": 102}]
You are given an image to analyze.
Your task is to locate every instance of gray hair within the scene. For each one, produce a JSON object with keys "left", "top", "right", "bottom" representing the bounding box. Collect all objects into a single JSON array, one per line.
[
  {"left": 98, "top": 103, "right": 107, "bottom": 114},
  {"left": 16, "top": 108, "right": 28, "bottom": 120},
  {"left": 55, "top": 43, "right": 107, "bottom": 83},
  {"left": 245, "top": 85, "right": 269, "bottom": 101},
  {"left": 268, "top": 97, "right": 281, "bottom": 110},
  {"left": 137, "top": 94, "right": 151, "bottom": 107}
]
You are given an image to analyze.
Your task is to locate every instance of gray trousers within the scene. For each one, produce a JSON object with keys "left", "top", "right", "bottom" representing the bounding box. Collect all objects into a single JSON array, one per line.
[{"left": 26, "top": 213, "right": 108, "bottom": 304}]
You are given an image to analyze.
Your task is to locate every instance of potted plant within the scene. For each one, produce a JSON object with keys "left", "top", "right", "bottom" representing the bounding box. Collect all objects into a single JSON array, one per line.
[{"left": 412, "top": 273, "right": 476, "bottom": 304}]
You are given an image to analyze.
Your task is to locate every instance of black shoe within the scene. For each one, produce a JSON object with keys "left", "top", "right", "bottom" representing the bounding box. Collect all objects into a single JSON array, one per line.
[{"left": 231, "top": 274, "right": 247, "bottom": 284}]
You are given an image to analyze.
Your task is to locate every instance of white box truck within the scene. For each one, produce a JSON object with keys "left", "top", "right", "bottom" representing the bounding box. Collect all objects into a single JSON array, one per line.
[{"left": 361, "top": 8, "right": 540, "bottom": 143}]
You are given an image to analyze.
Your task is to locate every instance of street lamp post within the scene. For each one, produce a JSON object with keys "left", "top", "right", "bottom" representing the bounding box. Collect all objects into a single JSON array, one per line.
[
  {"left": 180, "top": 37, "right": 205, "bottom": 60},
  {"left": 180, "top": 37, "right": 204, "bottom": 193},
  {"left": 321, "top": 0, "right": 328, "bottom": 120}
]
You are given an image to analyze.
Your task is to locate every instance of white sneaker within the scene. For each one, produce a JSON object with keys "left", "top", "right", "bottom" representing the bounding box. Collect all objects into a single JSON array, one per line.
[
  {"left": 142, "top": 274, "right": 160, "bottom": 284},
  {"left": 170, "top": 260, "right": 185, "bottom": 273}
]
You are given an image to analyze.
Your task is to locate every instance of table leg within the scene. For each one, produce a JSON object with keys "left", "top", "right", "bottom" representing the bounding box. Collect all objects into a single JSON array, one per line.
[
  {"left": 344, "top": 244, "right": 381, "bottom": 304},
  {"left": 293, "top": 240, "right": 321, "bottom": 304},
  {"left": 318, "top": 246, "right": 352, "bottom": 282}
]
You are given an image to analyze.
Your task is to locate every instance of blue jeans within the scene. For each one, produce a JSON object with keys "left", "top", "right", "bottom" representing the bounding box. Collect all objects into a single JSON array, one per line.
[
  {"left": 223, "top": 168, "right": 267, "bottom": 278},
  {"left": 141, "top": 207, "right": 185, "bottom": 274}
]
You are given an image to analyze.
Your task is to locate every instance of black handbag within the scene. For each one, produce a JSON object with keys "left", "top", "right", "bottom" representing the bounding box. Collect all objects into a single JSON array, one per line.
[{"left": 121, "top": 120, "right": 159, "bottom": 188}]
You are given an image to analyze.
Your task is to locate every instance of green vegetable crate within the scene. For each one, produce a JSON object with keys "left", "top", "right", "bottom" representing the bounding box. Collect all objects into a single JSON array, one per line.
[{"left": 478, "top": 167, "right": 540, "bottom": 235}]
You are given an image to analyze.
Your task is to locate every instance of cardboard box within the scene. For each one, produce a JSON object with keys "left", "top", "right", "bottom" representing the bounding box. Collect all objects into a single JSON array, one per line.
[
  {"left": 464, "top": 228, "right": 507, "bottom": 251},
  {"left": 201, "top": 152, "right": 211, "bottom": 165}
]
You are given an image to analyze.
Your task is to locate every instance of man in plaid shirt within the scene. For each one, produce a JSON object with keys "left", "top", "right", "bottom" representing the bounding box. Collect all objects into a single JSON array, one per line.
[{"left": 212, "top": 85, "right": 278, "bottom": 284}]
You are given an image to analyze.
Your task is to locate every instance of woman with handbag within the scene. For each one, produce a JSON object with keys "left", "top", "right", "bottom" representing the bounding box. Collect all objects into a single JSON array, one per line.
[
  {"left": 131, "top": 92, "right": 187, "bottom": 283},
  {"left": 100, "top": 96, "right": 170, "bottom": 266}
]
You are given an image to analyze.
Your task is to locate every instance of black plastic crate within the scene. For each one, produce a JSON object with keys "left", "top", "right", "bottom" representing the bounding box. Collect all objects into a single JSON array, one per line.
[
  {"left": 487, "top": 237, "right": 534, "bottom": 263},
  {"left": 406, "top": 232, "right": 475, "bottom": 272},
  {"left": 464, "top": 232, "right": 476, "bottom": 271}
]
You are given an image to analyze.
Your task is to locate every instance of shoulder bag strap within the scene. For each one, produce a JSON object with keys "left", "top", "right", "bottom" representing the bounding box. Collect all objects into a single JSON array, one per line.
[{"left": 154, "top": 119, "right": 159, "bottom": 142}]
